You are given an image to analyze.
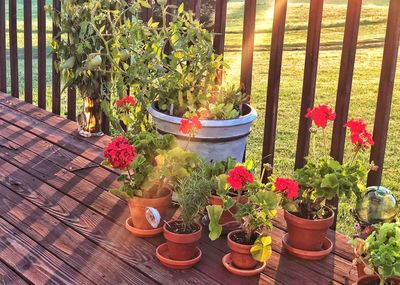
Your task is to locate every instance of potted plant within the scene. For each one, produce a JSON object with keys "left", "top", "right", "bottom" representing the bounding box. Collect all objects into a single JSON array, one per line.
[
  {"left": 156, "top": 167, "right": 213, "bottom": 269},
  {"left": 206, "top": 164, "right": 283, "bottom": 276},
  {"left": 148, "top": 3, "right": 257, "bottom": 162},
  {"left": 52, "top": 0, "right": 156, "bottom": 136},
  {"left": 281, "top": 105, "right": 375, "bottom": 259},
  {"left": 350, "top": 222, "right": 400, "bottom": 285}
]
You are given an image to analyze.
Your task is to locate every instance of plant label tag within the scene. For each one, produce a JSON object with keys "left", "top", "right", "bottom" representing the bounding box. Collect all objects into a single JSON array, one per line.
[{"left": 145, "top": 207, "right": 161, "bottom": 228}]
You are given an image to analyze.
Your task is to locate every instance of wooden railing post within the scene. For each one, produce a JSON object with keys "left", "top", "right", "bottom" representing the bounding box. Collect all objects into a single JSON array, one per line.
[
  {"left": 240, "top": 0, "right": 257, "bottom": 100},
  {"left": 24, "top": 0, "right": 33, "bottom": 103},
  {"left": 9, "top": 0, "right": 19, "bottom": 98},
  {"left": 52, "top": 0, "right": 61, "bottom": 115},
  {"left": 294, "top": 0, "right": 324, "bottom": 170},
  {"left": 0, "top": 0, "right": 6, "bottom": 93},
  {"left": 261, "top": 0, "right": 288, "bottom": 181},
  {"left": 213, "top": 0, "right": 228, "bottom": 55},
  {"left": 38, "top": 0, "right": 47, "bottom": 109},
  {"left": 368, "top": 0, "right": 400, "bottom": 186},
  {"left": 188, "top": 0, "right": 201, "bottom": 19}
]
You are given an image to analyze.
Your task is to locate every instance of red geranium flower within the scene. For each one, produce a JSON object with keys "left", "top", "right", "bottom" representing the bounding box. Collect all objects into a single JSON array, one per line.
[
  {"left": 305, "top": 105, "right": 336, "bottom": 128},
  {"left": 104, "top": 137, "right": 137, "bottom": 170},
  {"left": 116, "top": 96, "right": 136, "bottom": 107},
  {"left": 179, "top": 116, "right": 203, "bottom": 135},
  {"left": 274, "top": 177, "right": 299, "bottom": 200},
  {"left": 345, "top": 119, "right": 374, "bottom": 149},
  {"left": 226, "top": 166, "right": 254, "bottom": 190}
]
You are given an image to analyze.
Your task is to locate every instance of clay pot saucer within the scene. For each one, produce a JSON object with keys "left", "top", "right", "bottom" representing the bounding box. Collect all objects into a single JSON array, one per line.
[
  {"left": 125, "top": 217, "right": 163, "bottom": 238},
  {"left": 222, "top": 253, "right": 266, "bottom": 277},
  {"left": 156, "top": 243, "right": 202, "bottom": 269},
  {"left": 282, "top": 233, "right": 333, "bottom": 260}
]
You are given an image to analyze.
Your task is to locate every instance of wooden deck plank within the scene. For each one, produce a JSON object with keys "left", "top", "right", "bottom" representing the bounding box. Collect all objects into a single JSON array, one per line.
[
  {"left": 0, "top": 184, "right": 158, "bottom": 285},
  {"left": 0, "top": 260, "right": 29, "bottom": 285},
  {"left": 0, "top": 118, "right": 120, "bottom": 191},
  {"left": 0, "top": 217, "right": 93, "bottom": 285},
  {"left": 0, "top": 92, "right": 110, "bottom": 150},
  {"left": 0, "top": 100, "right": 109, "bottom": 167},
  {"left": 0, "top": 157, "right": 222, "bottom": 285}
]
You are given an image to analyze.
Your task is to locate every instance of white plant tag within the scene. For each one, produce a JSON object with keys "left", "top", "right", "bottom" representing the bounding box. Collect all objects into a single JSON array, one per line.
[{"left": 145, "top": 207, "right": 161, "bottom": 228}]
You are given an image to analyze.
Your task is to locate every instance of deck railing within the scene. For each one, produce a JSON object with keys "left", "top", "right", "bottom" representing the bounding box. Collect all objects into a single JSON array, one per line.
[{"left": 1, "top": 0, "right": 400, "bottom": 228}]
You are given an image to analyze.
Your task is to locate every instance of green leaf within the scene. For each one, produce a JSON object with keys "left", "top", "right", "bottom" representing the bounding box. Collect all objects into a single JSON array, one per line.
[
  {"left": 206, "top": 205, "right": 223, "bottom": 241},
  {"left": 178, "top": 3, "right": 184, "bottom": 14},
  {"left": 321, "top": 173, "right": 339, "bottom": 189},
  {"left": 250, "top": 235, "right": 272, "bottom": 262},
  {"left": 61, "top": 56, "right": 75, "bottom": 69}
]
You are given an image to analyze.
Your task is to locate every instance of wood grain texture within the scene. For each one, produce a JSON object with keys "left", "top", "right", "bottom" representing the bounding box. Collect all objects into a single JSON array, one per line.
[
  {"left": 261, "top": 0, "right": 288, "bottom": 180},
  {"left": 0, "top": 158, "right": 220, "bottom": 285},
  {"left": 0, "top": 92, "right": 110, "bottom": 150},
  {"left": 0, "top": 184, "right": 157, "bottom": 285},
  {"left": 23, "top": 0, "right": 33, "bottom": 104},
  {"left": 368, "top": 0, "right": 400, "bottom": 186},
  {"left": 37, "top": 0, "right": 46, "bottom": 109},
  {"left": 0, "top": 260, "right": 28, "bottom": 285},
  {"left": 294, "top": 0, "right": 324, "bottom": 170},
  {"left": 8, "top": 0, "right": 19, "bottom": 98},
  {"left": 0, "top": 0, "right": 5, "bottom": 92},
  {"left": 0, "top": 218, "right": 92, "bottom": 285}
]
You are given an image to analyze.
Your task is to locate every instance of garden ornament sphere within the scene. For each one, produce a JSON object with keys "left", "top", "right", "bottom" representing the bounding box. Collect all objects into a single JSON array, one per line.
[{"left": 355, "top": 186, "right": 398, "bottom": 225}]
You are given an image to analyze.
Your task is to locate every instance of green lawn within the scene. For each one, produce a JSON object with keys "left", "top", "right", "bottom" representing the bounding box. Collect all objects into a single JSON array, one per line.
[{"left": 3, "top": 0, "right": 399, "bottom": 235}]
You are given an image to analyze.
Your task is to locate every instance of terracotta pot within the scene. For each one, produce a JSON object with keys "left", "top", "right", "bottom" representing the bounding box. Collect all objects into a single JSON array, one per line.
[
  {"left": 208, "top": 195, "right": 247, "bottom": 225},
  {"left": 284, "top": 208, "right": 334, "bottom": 251},
  {"left": 357, "top": 262, "right": 366, "bottom": 278},
  {"left": 357, "top": 275, "right": 400, "bottom": 285},
  {"left": 127, "top": 187, "right": 172, "bottom": 230},
  {"left": 227, "top": 230, "right": 257, "bottom": 269},
  {"left": 163, "top": 221, "right": 202, "bottom": 261}
]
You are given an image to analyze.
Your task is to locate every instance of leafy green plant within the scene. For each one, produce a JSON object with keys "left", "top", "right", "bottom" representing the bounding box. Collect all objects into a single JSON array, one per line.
[
  {"left": 291, "top": 105, "right": 375, "bottom": 219},
  {"left": 206, "top": 162, "right": 280, "bottom": 262},
  {"left": 174, "top": 167, "right": 214, "bottom": 232},
  {"left": 351, "top": 222, "right": 400, "bottom": 285},
  {"left": 153, "top": 3, "right": 246, "bottom": 119}
]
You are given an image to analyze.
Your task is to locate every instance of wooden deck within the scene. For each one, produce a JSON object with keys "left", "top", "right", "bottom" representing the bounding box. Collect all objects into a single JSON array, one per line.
[{"left": 0, "top": 92, "right": 358, "bottom": 285}]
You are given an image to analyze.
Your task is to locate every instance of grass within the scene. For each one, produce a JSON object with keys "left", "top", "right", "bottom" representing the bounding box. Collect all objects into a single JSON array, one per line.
[{"left": 3, "top": 0, "right": 399, "bottom": 235}]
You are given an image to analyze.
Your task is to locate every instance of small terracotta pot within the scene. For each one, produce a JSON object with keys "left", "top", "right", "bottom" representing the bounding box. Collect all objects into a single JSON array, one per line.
[
  {"left": 357, "top": 275, "right": 400, "bottom": 285},
  {"left": 208, "top": 195, "right": 247, "bottom": 225},
  {"left": 227, "top": 230, "right": 257, "bottom": 269},
  {"left": 163, "top": 221, "right": 202, "bottom": 261},
  {"left": 127, "top": 187, "right": 172, "bottom": 230},
  {"left": 284, "top": 208, "right": 334, "bottom": 251}
]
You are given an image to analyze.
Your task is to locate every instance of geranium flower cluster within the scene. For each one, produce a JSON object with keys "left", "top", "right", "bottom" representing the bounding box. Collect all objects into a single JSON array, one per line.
[
  {"left": 274, "top": 177, "right": 299, "bottom": 200},
  {"left": 116, "top": 96, "right": 136, "bottom": 107},
  {"left": 179, "top": 116, "right": 202, "bottom": 136},
  {"left": 226, "top": 165, "right": 254, "bottom": 190},
  {"left": 305, "top": 105, "right": 336, "bottom": 128},
  {"left": 104, "top": 136, "right": 137, "bottom": 170},
  {"left": 345, "top": 119, "right": 374, "bottom": 150}
]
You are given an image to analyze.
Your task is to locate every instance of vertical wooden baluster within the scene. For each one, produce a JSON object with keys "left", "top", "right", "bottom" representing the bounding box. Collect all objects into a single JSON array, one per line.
[
  {"left": 9, "top": 0, "right": 19, "bottom": 98},
  {"left": 261, "top": 0, "right": 288, "bottom": 181},
  {"left": 52, "top": 0, "right": 61, "bottom": 114},
  {"left": 294, "top": 0, "right": 324, "bottom": 170},
  {"left": 188, "top": 0, "right": 201, "bottom": 19},
  {"left": 0, "top": 0, "right": 6, "bottom": 93},
  {"left": 329, "top": 0, "right": 362, "bottom": 229},
  {"left": 67, "top": 87, "right": 76, "bottom": 121},
  {"left": 24, "top": 0, "right": 33, "bottom": 103},
  {"left": 213, "top": 0, "right": 227, "bottom": 56},
  {"left": 368, "top": 0, "right": 400, "bottom": 186},
  {"left": 38, "top": 0, "right": 46, "bottom": 109},
  {"left": 141, "top": 0, "right": 153, "bottom": 22},
  {"left": 240, "top": 0, "right": 257, "bottom": 101}
]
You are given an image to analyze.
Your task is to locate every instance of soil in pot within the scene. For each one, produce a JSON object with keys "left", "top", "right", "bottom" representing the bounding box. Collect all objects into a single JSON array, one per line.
[
  {"left": 127, "top": 185, "right": 172, "bottom": 230},
  {"left": 357, "top": 275, "right": 400, "bottom": 285},
  {"left": 227, "top": 230, "right": 258, "bottom": 270},
  {"left": 284, "top": 207, "right": 334, "bottom": 251},
  {"left": 163, "top": 221, "right": 202, "bottom": 261}
]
